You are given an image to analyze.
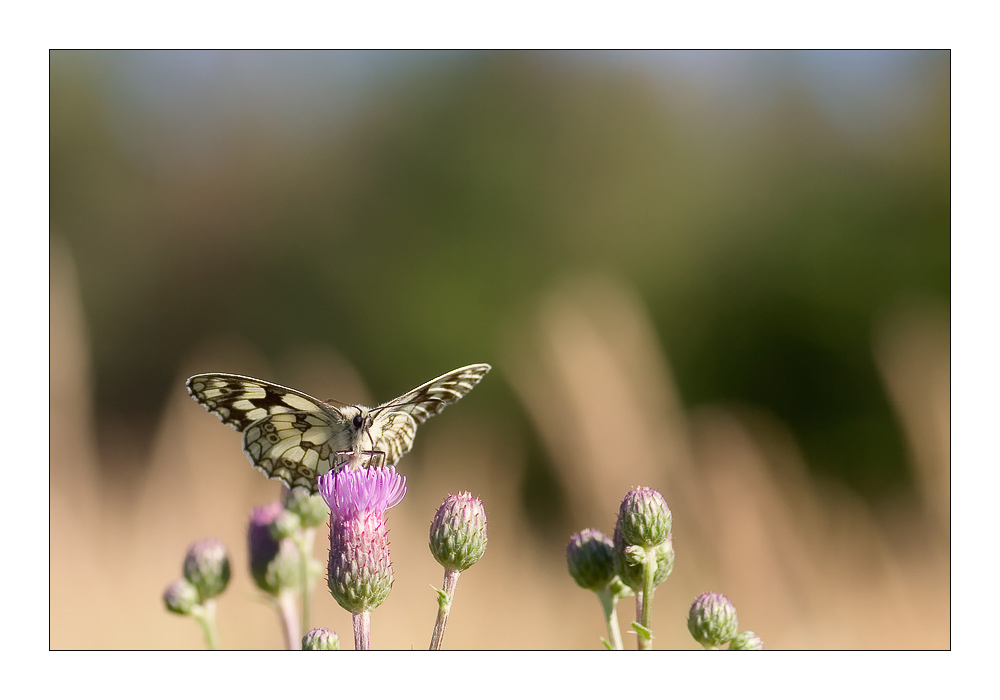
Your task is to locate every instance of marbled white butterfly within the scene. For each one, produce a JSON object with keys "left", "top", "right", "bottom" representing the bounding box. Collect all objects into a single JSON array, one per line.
[{"left": 186, "top": 363, "right": 491, "bottom": 493}]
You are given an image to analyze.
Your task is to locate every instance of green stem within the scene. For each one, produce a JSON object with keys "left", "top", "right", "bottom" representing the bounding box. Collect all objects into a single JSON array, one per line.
[
  {"left": 638, "top": 547, "right": 657, "bottom": 650},
  {"left": 429, "top": 569, "right": 460, "bottom": 650},
  {"left": 353, "top": 611, "right": 371, "bottom": 650},
  {"left": 596, "top": 588, "right": 623, "bottom": 650},
  {"left": 193, "top": 600, "right": 219, "bottom": 650},
  {"left": 293, "top": 528, "right": 315, "bottom": 635},
  {"left": 276, "top": 592, "right": 300, "bottom": 650}
]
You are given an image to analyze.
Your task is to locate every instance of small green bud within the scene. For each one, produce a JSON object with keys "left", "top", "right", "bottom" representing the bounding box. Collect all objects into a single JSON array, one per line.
[
  {"left": 163, "top": 578, "right": 200, "bottom": 615},
  {"left": 429, "top": 492, "right": 488, "bottom": 573},
  {"left": 248, "top": 504, "right": 302, "bottom": 596},
  {"left": 283, "top": 486, "right": 329, "bottom": 529},
  {"left": 270, "top": 509, "right": 301, "bottom": 541},
  {"left": 566, "top": 529, "right": 615, "bottom": 591},
  {"left": 728, "top": 630, "right": 763, "bottom": 650},
  {"left": 688, "top": 592, "right": 739, "bottom": 649},
  {"left": 612, "top": 523, "right": 674, "bottom": 591},
  {"left": 302, "top": 627, "right": 340, "bottom": 650},
  {"left": 182, "top": 538, "right": 231, "bottom": 601},
  {"left": 617, "top": 486, "right": 671, "bottom": 548}
]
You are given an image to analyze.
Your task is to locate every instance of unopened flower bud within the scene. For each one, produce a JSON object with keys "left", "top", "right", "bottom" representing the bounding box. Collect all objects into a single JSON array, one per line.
[
  {"left": 182, "top": 538, "right": 231, "bottom": 601},
  {"left": 612, "top": 522, "right": 674, "bottom": 591},
  {"left": 429, "top": 492, "right": 488, "bottom": 573},
  {"left": 302, "top": 627, "right": 340, "bottom": 650},
  {"left": 728, "top": 630, "right": 763, "bottom": 650},
  {"left": 618, "top": 487, "right": 671, "bottom": 548},
  {"left": 284, "top": 486, "right": 329, "bottom": 529},
  {"left": 163, "top": 578, "right": 200, "bottom": 615},
  {"left": 688, "top": 592, "right": 739, "bottom": 649},
  {"left": 270, "top": 509, "right": 301, "bottom": 541},
  {"left": 248, "top": 503, "right": 301, "bottom": 596},
  {"left": 566, "top": 529, "right": 615, "bottom": 591}
]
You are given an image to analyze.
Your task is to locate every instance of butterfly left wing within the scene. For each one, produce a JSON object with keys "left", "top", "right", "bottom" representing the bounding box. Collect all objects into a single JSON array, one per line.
[
  {"left": 186, "top": 373, "right": 351, "bottom": 493},
  {"left": 368, "top": 363, "right": 492, "bottom": 464}
]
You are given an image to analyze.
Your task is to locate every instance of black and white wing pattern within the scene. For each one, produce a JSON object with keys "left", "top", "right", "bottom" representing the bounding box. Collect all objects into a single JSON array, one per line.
[
  {"left": 186, "top": 373, "right": 353, "bottom": 493},
  {"left": 186, "top": 363, "right": 491, "bottom": 493},
  {"left": 366, "top": 363, "right": 492, "bottom": 464}
]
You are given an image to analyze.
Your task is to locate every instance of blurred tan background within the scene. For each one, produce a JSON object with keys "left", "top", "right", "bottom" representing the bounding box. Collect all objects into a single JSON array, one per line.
[{"left": 50, "top": 50, "right": 949, "bottom": 649}]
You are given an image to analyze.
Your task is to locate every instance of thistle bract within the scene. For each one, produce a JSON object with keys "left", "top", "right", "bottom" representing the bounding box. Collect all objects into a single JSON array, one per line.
[
  {"left": 319, "top": 466, "right": 406, "bottom": 614},
  {"left": 566, "top": 529, "right": 615, "bottom": 591},
  {"left": 688, "top": 591, "right": 739, "bottom": 649},
  {"left": 618, "top": 487, "right": 672, "bottom": 548},
  {"left": 302, "top": 627, "right": 341, "bottom": 650},
  {"left": 248, "top": 503, "right": 301, "bottom": 596},
  {"left": 182, "top": 538, "right": 231, "bottom": 601},
  {"left": 429, "top": 492, "right": 488, "bottom": 573}
]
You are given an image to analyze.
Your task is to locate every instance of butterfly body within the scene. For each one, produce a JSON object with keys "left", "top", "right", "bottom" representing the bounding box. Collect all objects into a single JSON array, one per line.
[{"left": 186, "top": 363, "right": 491, "bottom": 493}]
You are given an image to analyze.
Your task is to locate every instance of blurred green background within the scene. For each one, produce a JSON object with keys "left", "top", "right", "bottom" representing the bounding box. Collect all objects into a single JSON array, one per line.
[{"left": 50, "top": 49, "right": 949, "bottom": 530}]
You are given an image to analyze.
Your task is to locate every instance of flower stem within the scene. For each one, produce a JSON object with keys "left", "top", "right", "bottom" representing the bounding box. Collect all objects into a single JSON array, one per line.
[
  {"left": 429, "top": 568, "right": 460, "bottom": 650},
  {"left": 637, "top": 547, "right": 657, "bottom": 650},
  {"left": 293, "top": 528, "right": 315, "bottom": 635},
  {"left": 353, "top": 611, "right": 371, "bottom": 650},
  {"left": 276, "top": 591, "right": 300, "bottom": 650},
  {"left": 596, "top": 588, "right": 624, "bottom": 650},
  {"left": 193, "top": 600, "right": 220, "bottom": 650}
]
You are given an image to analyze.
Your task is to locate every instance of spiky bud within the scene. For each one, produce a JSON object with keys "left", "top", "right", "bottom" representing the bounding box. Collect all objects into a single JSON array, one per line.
[
  {"left": 728, "top": 630, "right": 763, "bottom": 650},
  {"left": 182, "top": 538, "right": 231, "bottom": 601},
  {"left": 302, "top": 627, "right": 341, "bottom": 650},
  {"left": 163, "top": 578, "right": 200, "bottom": 615},
  {"left": 566, "top": 529, "right": 615, "bottom": 591},
  {"left": 617, "top": 487, "right": 672, "bottom": 548},
  {"left": 688, "top": 592, "right": 739, "bottom": 649},
  {"left": 429, "top": 492, "right": 488, "bottom": 573}
]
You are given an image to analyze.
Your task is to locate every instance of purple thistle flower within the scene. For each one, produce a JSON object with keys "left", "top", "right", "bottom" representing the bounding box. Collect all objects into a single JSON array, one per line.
[
  {"left": 318, "top": 466, "right": 406, "bottom": 614},
  {"left": 247, "top": 502, "right": 301, "bottom": 596}
]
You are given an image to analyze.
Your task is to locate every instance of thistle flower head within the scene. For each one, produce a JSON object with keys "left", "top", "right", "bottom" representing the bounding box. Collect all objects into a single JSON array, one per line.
[
  {"left": 302, "top": 627, "right": 341, "bottom": 650},
  {"left": 566, "top": 529, "right": 615, "bottom": 591},
  {"left": 182, "top": 538, "right": 231, "bottom": 601},
  {"left": 318, "top": 466, "right": 406, "bottom": 614},
  {"left": 728, "top": 630, "right": 763, "bottom": 650},
  {"left": 429, "top": 492, "right": 488, "bottom": 573},
  {"left": 247, "top": 502, "right": 301, "bottom": 596},
  {"left": 688, "top": 591, "right": 739, "bottom": 649},
  {"left": 163, "top": 578, "right": 200, "bottom": 615},
  {"left": 617, "top": 486, "right": 672, "bottom": 548}
]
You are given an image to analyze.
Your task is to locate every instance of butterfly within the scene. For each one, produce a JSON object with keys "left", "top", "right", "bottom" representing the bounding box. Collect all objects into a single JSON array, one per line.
[{"left": 186, "top": 363, "right": 491, "bottom": 493}]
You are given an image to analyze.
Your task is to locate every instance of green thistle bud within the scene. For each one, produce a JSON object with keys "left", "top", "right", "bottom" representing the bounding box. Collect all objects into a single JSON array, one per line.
[
  {"left": 163, "top": 578, "right": 200, "bottom": 615},
  {"left": 182, "top": 538, "right": 231, "bottom": 601},
  {"left": 566, "top": 529, "right": 615, "bottom": 591},
  {"left": 728, "top": 630, "right": 763, "bottom": 650},
  {"left": 617, "top": 487, "right": 671, "bottom": 548},
  {"left": 302, "top": 627, "right": 340, "bottom": 650},
  {"left": 283, "top": 486, "right": 329, "bottom": 529},
  {"left": 688, "top": 592, "right": 739, "bottom": 649},
  {"left": 248, "top": 503, "right": 301, "bottom": 597},
  {"left": 270, "top": 509, "right": 302, "bottom": 541},
  {"left": 612, "top": 522, "right": 674, "bottom": 591},
  {"left": 429, "top": 492, "right": 488, "bottom": 573}
]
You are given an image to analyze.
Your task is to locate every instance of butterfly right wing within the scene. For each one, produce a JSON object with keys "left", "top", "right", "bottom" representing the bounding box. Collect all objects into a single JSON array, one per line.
[
  {"left": 186, "top": 373, "right": 353, "bottom": 493},
  {"left": 369, "top": 363, "right": 492, "bottom": 464}
]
